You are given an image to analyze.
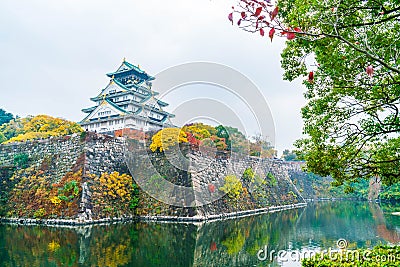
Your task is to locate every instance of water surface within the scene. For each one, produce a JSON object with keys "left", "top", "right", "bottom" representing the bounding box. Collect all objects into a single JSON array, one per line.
[{"left": 0, "top": 201, "right": 399, "bottom": 266}]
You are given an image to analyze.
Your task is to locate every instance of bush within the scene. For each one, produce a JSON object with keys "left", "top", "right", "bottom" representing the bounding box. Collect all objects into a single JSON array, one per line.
[
  {"left": 14, "top": 153, "right": 29, "bottom": 168},
  {"left": 129, "top": 183, "right": 140, "bottom": 210},
  {"left": 33, "top": 208, "right": 46, "bottom": 219},
  {"left": 242, "top": 167, "right": 255, "bottom": 182},
  {"left": 266, "top": 172, "right": 277, "bottom": 186},
  {"left": 220, "top": 175, "right": 243, "bottom": 200}
]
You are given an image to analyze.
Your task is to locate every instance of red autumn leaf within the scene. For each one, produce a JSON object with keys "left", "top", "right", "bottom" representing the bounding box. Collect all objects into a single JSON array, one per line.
[
  {"left": 237, "top": 19, "right": 242, "bottom": 26},
  {"left": 269, "top": 28, "right": 275, "bottom": 41},
  {"left": 228, "top": 13, "right": 233, "bottom": 25},
  {"left": 308, "top": 71, "right": 314, "bottom": 83},
  {"left": 254, "top": 7, "right": 262, "bottom": 17},
  {"left": 241, "top": 11, "right": 246, "bottom": 19},
  {"left": 271, "top": 6, "right": 279, "bottom": 20},
  {"left": 258, "top": 15, "right": 265, "bottom": 21},
  {"left": 287, "top": 32, "right": 296, "bottom": 40},
  {"left": 366, "top": 65, "right": 374, "bottom": 77},
  {"left": 210, "top": 241, "right": 217, "bottom": 251},
  {"left": 294, "top": 27, "right": 302, "bottom": 32},
  {"left": 256, "top": 21, "right": 259, "bottom": 29},
  {"left": 260, "top": 28, "right": 265, "bottom": 36},
  {"left": 208, "top": 183, "right": 216, "bottom": 193}
]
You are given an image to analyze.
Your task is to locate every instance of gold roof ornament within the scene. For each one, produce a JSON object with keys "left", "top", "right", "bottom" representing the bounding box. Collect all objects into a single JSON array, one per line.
[{"left": 123, "top": 57, "right": 126, "bottom": 62}]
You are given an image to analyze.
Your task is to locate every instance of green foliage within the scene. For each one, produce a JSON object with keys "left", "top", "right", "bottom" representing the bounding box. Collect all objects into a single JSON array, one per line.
[
  {"left": 266, "top": 172, "right": 277, "bottom": 187},
  {"left": 215, "top": 125, "right": 232, "bottom": 150},
  {"left": 302, "top": 245, "right": 400, "bottom": 267},
  {"left": 129, "top": 183, "right": 140, "bottom": 210},
  {"left": 221, "top": 228, "right": 245, "bottom": 255},
  {"left": 0, "top": 132, "right": 6, "bottom": 143},
  {"left": 242, "top": 167, "right": 255, "bottom": 182},
  {"left": 58, "top": 180, "right": 79, "bottom": 202},
  {"left": 0, "top": 108, "right": 14, "bottom": 126},
  {"left": 14, "top": 153, "right": 29, "bottom": 168},
  {"left": 380, "top": 183, "right": 400, "bottom": 202},
  {"left": 234, "top": 0, "right": 400, "bottom": 185},
  {"left": 80, "top": 131, "right": 87, "bottom": 141},
  {"left": 282, "top": 149, "right": 299, "bottom": 161},
  {"left": 220, "top": 175, "right": 243, "bottom": 200},
  {"left": 281, "top": 0, "right": 400, "bottom": 185}
]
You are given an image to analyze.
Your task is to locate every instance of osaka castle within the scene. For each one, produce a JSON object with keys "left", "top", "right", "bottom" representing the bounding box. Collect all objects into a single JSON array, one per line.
[{"left": 79, "top": 59, "right": 175, "bottom": 133}]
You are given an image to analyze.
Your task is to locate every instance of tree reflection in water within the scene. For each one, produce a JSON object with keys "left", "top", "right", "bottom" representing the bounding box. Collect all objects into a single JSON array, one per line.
[{"left": 0, "top": 202, "right": 398, "bottom": 267}]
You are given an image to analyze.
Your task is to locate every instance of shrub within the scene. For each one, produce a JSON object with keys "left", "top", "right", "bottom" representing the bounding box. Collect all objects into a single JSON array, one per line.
[
  {"left": 14, "top": 153, "right": 29, "bottom": 168},
  {"left": 57, "top": 180, "right": 80, "bottom": 202},
  {"left": 267, "top": 172, "right": 277, "bottom": 186},
  {"left": 33, "top": 208, "right": 46, "bottom": 218},
  {"left": 129, "top": 183, "right": 140, "bottom": 210},
  {"left": 242, "top": 167, "right": 255, "bottom": 182},
  {"left": 220, "top": 175, "right": 243, "bottom": 200},
  {"left": 98, "top": 172, "right": 133, "bottom": 201}
]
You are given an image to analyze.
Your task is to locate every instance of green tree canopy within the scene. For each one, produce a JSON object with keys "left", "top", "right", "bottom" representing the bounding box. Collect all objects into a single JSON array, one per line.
[
  {"left": 232, "top": 0, "right": 400, "bottom": 185},
  {"left": 282, "top": 149, "right": 298, "bottom": 161},
  {"left": 0, "top": 108, "right": 14, "bottom": 126}
]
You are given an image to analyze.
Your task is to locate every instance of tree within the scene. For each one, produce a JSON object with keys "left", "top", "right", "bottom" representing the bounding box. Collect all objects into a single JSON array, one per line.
[
  {"left": 0, "top": 108, "right": 14, "bottom": 126},
  {"left": 0, "top": 114, "right": 83, "bottom": 143},
  {"left": 149, "top": 128, "right": 188, "bottom": 152},
  {"left": 250, "top": 134, "right": 277, "bottom": 158},
  {"left": 282, "top": 149, "right": 298, "bottom": 161},
  {"left": 232, "top": 0, "right": 400, "bottom": 185}
]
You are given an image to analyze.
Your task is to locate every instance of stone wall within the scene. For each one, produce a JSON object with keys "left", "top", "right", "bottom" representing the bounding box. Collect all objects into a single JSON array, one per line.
[
  {"left": 0, "top": 133, "right": 307, "bottom": 222},
  {"left": 0, "top": 134, "right": 85, "bottom": 182}
]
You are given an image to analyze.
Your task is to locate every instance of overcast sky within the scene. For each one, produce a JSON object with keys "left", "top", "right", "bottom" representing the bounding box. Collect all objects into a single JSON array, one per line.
[{"left": 0, "top": 0, "right": 306, "bottom": 154}]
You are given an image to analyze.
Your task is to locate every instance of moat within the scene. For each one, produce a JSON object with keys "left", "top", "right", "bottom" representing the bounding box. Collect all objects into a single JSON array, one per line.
[{"left": 1, "top": 201, "right": 399, "bottom": 267}]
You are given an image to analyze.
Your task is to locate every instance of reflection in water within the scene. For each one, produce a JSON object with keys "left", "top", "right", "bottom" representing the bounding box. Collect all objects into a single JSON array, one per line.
[{"left": 0, "top": 202, "right": 399, "bottom": 267}]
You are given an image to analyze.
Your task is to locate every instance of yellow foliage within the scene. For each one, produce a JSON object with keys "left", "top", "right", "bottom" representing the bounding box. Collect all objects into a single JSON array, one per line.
[
  {"left": 50, "top": 196, "right": 62, "bottom": 205},
  {"left": 98, "top": 172, "right": 133, "bottom": 202},
  {"left": 149, "top": 128, "right": 188, "bottom": 152},
  {"left": 4, "top": 114, "right": 83, "bottom": 143},
  {"left": 220, "top": 175, "right": 243, "bottom": 200},
  {"left": 48, "top": 240, "right": 61, "bottom": 252},
  {"left": 182, "top": 123, "right": 212, "bottom": 140}
]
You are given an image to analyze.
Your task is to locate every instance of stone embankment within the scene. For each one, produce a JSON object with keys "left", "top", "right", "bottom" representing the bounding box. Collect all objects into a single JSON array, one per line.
[{"left": 0, "top": 133, "right": 307, "bottom": 225}]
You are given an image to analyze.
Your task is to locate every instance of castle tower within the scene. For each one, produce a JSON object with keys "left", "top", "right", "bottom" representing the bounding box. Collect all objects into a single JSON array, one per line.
[{"left": 79, "top": 59, "right": 175, "bottom": 133}]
